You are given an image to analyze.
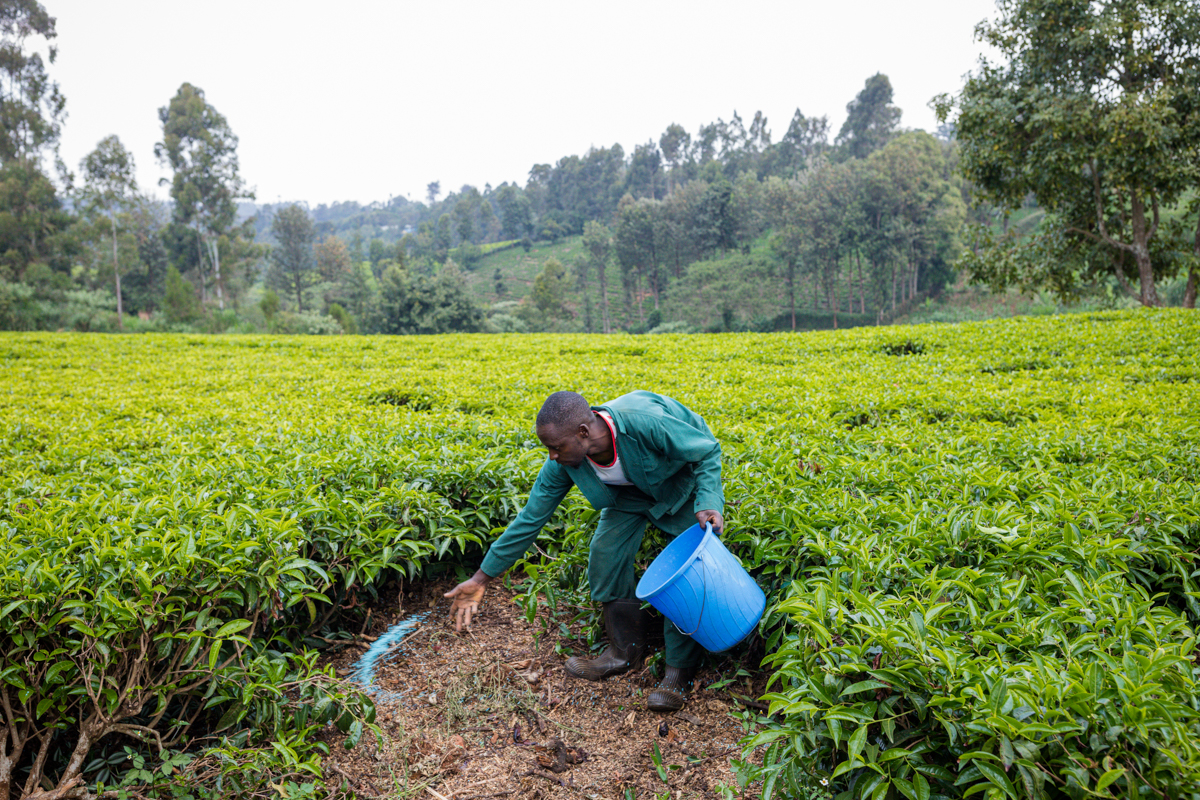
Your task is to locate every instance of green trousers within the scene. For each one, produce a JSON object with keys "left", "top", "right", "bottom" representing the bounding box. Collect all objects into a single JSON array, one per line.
[{"left": 586, "top": 486, "right": 706, "bottom": 670}]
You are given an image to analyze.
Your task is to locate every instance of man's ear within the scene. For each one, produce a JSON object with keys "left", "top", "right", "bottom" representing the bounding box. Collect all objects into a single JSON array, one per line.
[{"left": 576, "top": 422, "right": 591, "bottom": 440}]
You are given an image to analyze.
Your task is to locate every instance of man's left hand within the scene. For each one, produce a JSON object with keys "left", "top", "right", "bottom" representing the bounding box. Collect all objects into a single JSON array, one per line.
[{"left": 696, "top": 509, "right": 724, "bottom": 534}]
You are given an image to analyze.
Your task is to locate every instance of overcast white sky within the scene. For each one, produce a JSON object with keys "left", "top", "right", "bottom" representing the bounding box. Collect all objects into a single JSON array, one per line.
[{"left": 50, "top": 0, "right": 999, "bottom": 208}]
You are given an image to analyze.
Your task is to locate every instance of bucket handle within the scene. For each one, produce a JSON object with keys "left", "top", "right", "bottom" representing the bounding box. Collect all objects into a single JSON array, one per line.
[{"left": 673, "top": 522, "right": 712, "bottom": 638}]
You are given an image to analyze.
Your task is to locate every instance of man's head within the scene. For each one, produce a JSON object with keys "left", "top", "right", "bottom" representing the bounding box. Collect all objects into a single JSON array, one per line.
[{"left": 536, "top": 391, "right": 595, "bottom": 467}]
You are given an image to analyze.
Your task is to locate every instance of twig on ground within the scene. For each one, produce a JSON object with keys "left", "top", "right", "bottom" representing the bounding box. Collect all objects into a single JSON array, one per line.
[
  {"left": 329, "top": 762, "right": 380, "bottom": 795},
  {"left": 729, "top": 693, "right": 769, "bottom": 712}
]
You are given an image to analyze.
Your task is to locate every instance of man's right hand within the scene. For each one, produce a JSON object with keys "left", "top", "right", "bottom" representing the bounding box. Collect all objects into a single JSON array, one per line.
[{"left": 443, "top": 570, "right": 492, "bottom": 632}]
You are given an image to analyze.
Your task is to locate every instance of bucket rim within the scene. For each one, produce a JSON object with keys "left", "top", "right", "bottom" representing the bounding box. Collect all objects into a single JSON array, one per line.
[{"left": 635, "top": 522, "right": 715, "bottom": 601}]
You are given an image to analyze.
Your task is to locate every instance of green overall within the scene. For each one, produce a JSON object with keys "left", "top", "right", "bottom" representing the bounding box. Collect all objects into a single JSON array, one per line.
[{"left": 479, "top": 391, "right": 724, "bottom": 669}]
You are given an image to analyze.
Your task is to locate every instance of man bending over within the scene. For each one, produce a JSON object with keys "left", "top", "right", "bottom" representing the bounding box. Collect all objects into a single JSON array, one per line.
[{"left": 444, "top": 390, "right": 725, "bottom": 712}]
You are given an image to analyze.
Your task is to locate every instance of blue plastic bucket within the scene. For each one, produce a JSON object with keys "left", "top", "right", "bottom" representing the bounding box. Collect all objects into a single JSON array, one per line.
[{"left": 636, "top": 523, "right": 766, "bottom": 652}]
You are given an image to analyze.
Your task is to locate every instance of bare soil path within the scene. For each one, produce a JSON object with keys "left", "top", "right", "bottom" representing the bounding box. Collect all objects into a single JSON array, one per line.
[{"left": 321, "top": 579, "right": 768, "bottom": 800}]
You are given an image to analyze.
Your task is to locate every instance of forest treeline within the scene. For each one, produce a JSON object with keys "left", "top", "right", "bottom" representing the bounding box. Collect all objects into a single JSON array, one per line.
[
  {"left": 1, "top": 0, "right": 1196, "bottom": 335},
  {"left": 252, "top": 74, "right": 970, "bottom": 334}
]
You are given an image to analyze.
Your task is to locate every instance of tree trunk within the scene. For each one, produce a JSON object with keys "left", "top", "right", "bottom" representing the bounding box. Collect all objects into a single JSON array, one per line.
[
  {"left": 831, "top": 275, "right": 838, "bottom": 330},
  {"left": 789, "top": 262, "right": 796, "bottom": 331},
  {"left": 110, "top": 213, "right": 123, "bottom": 330},
  {"left": 855, "top": 250, "right": 866, "bottom": 314},
  {"left": 891, "top": 265, "right": 897, "bottom": 312},
  {"left": 196, "top": 234, "right": 207, "bottom": 305},
  {"left": 636, "top": 275, "right": 644, "bottom": 327},
  {"left": 34, "top": 715, "right": 103, "bottom": 800},
  {"left": 849, "top": 253, "right": 857, "bottom": 314},
  {"left": 599, "top": 264, "right": 610, "bottom": 333},
  {"left": 209, "top": 237, "right": 225, "bottom": 311},
  {"left": 1130, "top": 191, "right": 1160, "bottom": 306},
  {"left": 1186, "top": 214, "right": 1200, "bottom": 310}
]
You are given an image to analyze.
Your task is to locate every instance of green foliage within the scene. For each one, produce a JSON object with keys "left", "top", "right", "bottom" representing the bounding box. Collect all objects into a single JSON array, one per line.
[
  {"left": 835, "top": 73, "right": 902, "bottom": 160},
  {"left": 2, "top": 286, "right": 1197, "bottom": 798},
  {"left": 936, "top": 0, "right": 1200, "bottom": 306},
  {"left": 327, "top": 302, "right": 356, "bottom": 334},
  {"left": 163, "top": 265, "right": 200, "bottom": 324},
  {"left": 155, "top": 82, "right": 255, "bottom": 312},
  {"left": 268, "top": 204, "right": 317, "bottom": 312},
  {"left": 375, "top": 260, "right": 483, "bottom": 334},
  {"left": 259, "top": 288, "right": 279, "bottom": 321},
  {"left": 0, "top": 159, "right": 74, "bottom": 283},
  {"left": 530, "top": 256, "right": 569, "bottom": 319},
  {"left": 0, "top": 0, "right": 65, "bottom": 165}
]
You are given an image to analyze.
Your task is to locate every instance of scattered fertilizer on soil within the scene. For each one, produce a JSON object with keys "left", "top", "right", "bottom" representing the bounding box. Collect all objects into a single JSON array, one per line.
[{"left": 323, "top": 580, "right": 769, "bottom": 799}]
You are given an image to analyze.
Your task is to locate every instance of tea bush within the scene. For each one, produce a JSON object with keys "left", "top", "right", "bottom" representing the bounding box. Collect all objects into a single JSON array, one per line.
[{"left": 1, "top": 309, "right": 1197, "bottom": 798}]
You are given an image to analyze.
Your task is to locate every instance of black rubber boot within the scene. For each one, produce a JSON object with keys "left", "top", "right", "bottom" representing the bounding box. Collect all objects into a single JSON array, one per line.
[
  {"left": 647, "top": 666, "right": 696, "bottom": 712},
  {"left": 564, "top": 600, "right": 647, "bottom": 681}
]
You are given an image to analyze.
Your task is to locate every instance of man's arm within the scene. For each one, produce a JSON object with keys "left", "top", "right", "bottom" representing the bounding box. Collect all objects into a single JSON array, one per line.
[
  {"left": 444, "top": 459, "right": 572, "bottom": 630},
  {"left": 479, "top": 458, "right": 573, "bottom": 577}
]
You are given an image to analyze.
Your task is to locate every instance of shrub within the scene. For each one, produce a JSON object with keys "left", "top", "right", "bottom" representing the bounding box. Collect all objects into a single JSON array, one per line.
[{"left": 2, "top": 309, "right": 1197, "bottom": 798}]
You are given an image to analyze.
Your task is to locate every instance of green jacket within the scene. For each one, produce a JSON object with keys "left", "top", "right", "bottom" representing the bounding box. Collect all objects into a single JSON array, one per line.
[{"left": 480, "top": 391, "right": 723, "bottom": 577}]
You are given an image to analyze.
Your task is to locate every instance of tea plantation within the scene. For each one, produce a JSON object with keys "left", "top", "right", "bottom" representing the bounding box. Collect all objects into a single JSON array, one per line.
[{"left": 1, "top": 309, "right": 1198, "bottom": 799}]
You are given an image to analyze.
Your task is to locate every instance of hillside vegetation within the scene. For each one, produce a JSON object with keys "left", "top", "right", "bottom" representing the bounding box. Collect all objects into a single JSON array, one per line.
[{"left": 2, "top": 309, "right": 1198, "bottom": 798}]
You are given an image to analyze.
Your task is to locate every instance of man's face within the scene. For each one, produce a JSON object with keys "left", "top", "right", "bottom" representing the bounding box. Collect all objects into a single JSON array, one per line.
[{"left": 537, "top": 423, "right": 588, "bottom": 468}]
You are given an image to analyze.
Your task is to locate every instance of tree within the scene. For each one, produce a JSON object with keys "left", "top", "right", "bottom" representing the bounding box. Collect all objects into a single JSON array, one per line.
[
  {"left": 455, "top": 193, "right": 476, "bottom": 244},
  {"left": 531, "top": 257, "right": 569, "bottom": 320},
  {"left": 367, "top": 238, "right": 392, "bottom": 274},
  {"left": 376, "top": 260, "right": 482, "bottom": 334},
  {"left": 763, "top": 176, "right": 808, "bottom": 330},
  {"left": 571, "top": 254, "right": 593, "bottom": 333},
  {"left": 659, "top": 124, "right": 690, "bottom": 194},
  {"left": 836, "top": 73, "right": 902, "bottom": 160},
  {"left": 163, "top": 265, "right": 199, "bottom": 323},
  {"left": 259, "top": 288, "right": 280, "bottom": 326},
  {"left": 155, "top": 83, "right": 253, "bottom": 310},
  {"left": 582, "top": 221, "right": 613, "bottom": 333},
  {"left": 614, "top": 196, "right": 661, "bottom": 325},
  {"left": 626, "top": 142, "right": 663, "bottom": 200},
  {"left": 495, "top": 184, "right": 531, "bottom": 240},
  {"left": 268, "top": 204, "right": 315, "bottom": 311},
  {"left": 434, "top": 214, "right": 452, "bottom": 259},
  {"left": 778, "top": 109, "right": 830, "bottom": 173},
  {"left": 937, "top": 0, "right": 1200, "bottom": 307},
  {"left": 341, "top": 261, "right": 375, "bottom": 320},
  {"left": 858, "top": 133, "right": 964, "bottom": 312},
  {"left": 315, "top": 235, "right": 351, "bottom": 283},
  {"left": 691, "top": 179, "right": 737, "bottom": 256},
  {"left": 121, "top": 200, "right": 171, "bottom": 315},
  {"left": 0, "top": 0, "right": 65, "bottom": 167},
  {"left": 0, "top": 1, "right": 71, "bottom": 287},
  {"left": 802, "top": 161, "right": 859, "bottom": 326},
  {"left": 479, "top": 198, "right": 498, "bottom": 241},
  {"left": 79, "top": 136, "right": 137, "bottom": 328},
  {"left": 0, "top": 156, "right": 72, "bottom": 282},
  {"left": 426, "top": 181, "right": 440, "bottom": 205}
]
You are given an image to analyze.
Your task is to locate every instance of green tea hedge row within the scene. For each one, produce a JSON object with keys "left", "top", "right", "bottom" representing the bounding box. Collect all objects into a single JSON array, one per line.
[{"left": 1, "top": 309, "right": 1197, "bottom": 799}]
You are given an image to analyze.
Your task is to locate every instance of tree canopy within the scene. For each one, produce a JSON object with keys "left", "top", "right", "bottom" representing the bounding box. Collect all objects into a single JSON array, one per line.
[{"left": 937, "top": 0, "right": 1200, "bottom": 306}]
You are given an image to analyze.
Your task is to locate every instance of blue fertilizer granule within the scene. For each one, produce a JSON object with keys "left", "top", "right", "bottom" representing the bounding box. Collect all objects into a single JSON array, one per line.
[{"left": 348, "top": 611, "right": 431, "bottom": 703}]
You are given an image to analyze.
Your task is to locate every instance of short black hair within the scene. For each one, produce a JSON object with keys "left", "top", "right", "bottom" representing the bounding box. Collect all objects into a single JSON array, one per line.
[{"left": 536, "top": 391, "right": 592, "bottom": 430}]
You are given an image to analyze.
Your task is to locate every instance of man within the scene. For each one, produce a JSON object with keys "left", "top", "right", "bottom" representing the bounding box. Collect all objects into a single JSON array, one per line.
[{"left": 444, "top": 390, "right": 725, "bottom": 712}]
